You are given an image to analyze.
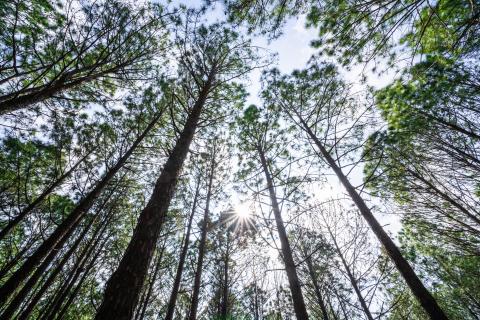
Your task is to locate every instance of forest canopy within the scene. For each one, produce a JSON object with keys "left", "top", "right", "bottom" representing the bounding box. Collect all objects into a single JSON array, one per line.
[{"left": 0, "top": 0, "right": 479, "bottom": 319}]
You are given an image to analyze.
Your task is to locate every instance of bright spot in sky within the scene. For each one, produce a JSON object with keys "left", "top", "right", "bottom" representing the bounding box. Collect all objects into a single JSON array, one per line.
[
  {"left": 234, "top": 202, "right": 252, "bottom": 220},
  {"left": 221, "top": 201, "right": 255, "bottom": 234}
]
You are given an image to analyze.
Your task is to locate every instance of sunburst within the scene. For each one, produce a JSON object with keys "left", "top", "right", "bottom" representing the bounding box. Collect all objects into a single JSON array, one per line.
[{"left": 220, "top": 202, "right": 256, "bottom": 234}]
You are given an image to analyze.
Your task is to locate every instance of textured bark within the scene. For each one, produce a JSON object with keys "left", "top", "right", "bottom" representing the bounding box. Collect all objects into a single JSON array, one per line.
[
  {"left": 38, "top": 210, "right": 113, "bottom": 320},
  {"left": 0, "top": 112, "right": 161, "bottom": 307},
  {"left": 0, "top": 150, "right": 91, "bottom": 241},
  {"left": 164, "top": 181, "right": 200, "bottom": 320},
  {"left": 135, "top": 238, "right": 167, "bottom": 320},
  {"left": 54, "top": 235, "right": 108, "bottom": 320},
  {"left": 95, "top": 75, "right": 214, "bottom": 320},
  {"left": 258, "top": 146, "right": 309, "bottom": 320},
  {"left": 16, "top": 208, "right": 108, "bottom": 320},
  {"left": 295, "top": 114, "right": 449, "bottom": 320},
  {"left": 187, "top": 153, "right": 216, "bottom": 320},
  {"left": 304, "top": 254, "right": 330, "bottom": 320}
]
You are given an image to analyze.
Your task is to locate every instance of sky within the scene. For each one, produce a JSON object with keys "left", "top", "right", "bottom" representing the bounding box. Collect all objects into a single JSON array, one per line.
[{"left": 177, "top": 0, "right": 403, "bottom": 237}]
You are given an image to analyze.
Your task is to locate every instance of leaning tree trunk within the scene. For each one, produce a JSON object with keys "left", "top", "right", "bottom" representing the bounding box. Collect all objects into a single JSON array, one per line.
[
  {"left": 304, "top": 253, "right": 330, "bottom": 320},
  {"left": 37, "top": 208, "right": 115, "bottom": 320},
  {"left": 324, "top": 226, "right": 374, "bottom": 320},
  {"left": 258, "top": 146, "right": 309, "bottom": 320},
  {"left": 294, "top": 114, "right": 449, "bottom": 320},
  {"left": 14, "top": 204, "right": 112, "bottom": 320},
  {"left": 0, "top": 150, "right": 91, "bottom": 241},
  {"left": 95, "top": 74, "right": 214, "bottom": 320},
  {"left": 0, "top": 112, "right": 162, "bottom": 307},
  {"left": 0, "top": 62, "right": 130, "bottom": 115},
  {"left": 0, "top": 187, "right": 118, "bottom": 320},
  {"left": 135, "top": 237, "right": 168, "bottom": 320},
  {"left": 187, "top": 152, "right": 216, "bottom": 320},
  {"left": 164, "top": 181, "right": 200, "bottom": 320}
]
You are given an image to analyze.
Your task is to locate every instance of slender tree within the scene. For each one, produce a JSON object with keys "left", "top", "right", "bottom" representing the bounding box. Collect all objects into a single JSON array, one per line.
[
  {"left": 0, "top": 107, "right": 164, "bottom": 308},
  {"left": 263, "top": 62, "right": 449, "bottom": 320},
  {"left": 236, "top": 105, "right": 309, "bottom": 319},
  {"left": 164, "top": 177, "right": 200, "bottom": 320}
]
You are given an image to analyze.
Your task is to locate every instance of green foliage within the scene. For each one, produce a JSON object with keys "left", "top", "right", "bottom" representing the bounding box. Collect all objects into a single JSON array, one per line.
[{"left": 0, "top": 136, "right": 59, "bottom": 213}]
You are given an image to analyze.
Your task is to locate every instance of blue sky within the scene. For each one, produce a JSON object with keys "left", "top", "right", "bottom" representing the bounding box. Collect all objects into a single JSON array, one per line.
[{"left": 180, "top": 1, "right": 403, "bottom": 236}]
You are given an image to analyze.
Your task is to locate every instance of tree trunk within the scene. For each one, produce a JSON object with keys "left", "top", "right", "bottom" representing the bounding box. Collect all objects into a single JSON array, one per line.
[
  {"left": 16, "top": 205, "right": 111, "bottom": 320},
  {"left": 304, "top": 254, "right": 330, "bottom": 320},
  {"left": 258, "top": 146, "right": 309, "bottom": 320},
  {"left": 38, "top": 209, "right": 114, "bottom": 320},
  {"left": 135, "top": 237, "right": 168, "bottom": 320},
  {"left": 221, "top": 232, "right": 230, "bottom": 319},
  {"left": 324, "top": 225, "right": 374, "bottom": 320},
  {"left": 0, "top": 112, "right": 162, "bottom": 307},
  {"left": 54, "top": 235, "right": 109, "bottom": 320},
  {"left": 0, "top": 62, "right": 130, "bottom": 115},
  {"left": 0, "top": 201, "right": 113, "bottom": 320},
  {"left": 295, "top": 114, "right": 449, "bottom": 320},
  {"left": 95, "top": 75, "right": 214, "bottom": 320},
  {"left": 164, "top": 181, "right": 200, "bottom": 320},
  {"left": 187, "top": 152, "right": 216, "bottom": 320}
]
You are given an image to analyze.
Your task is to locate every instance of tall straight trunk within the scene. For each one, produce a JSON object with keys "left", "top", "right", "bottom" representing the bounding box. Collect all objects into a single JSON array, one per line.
[
  {"left": 293, "top": 114, "right": 449, "bottom": 320},
  {"left": 253, "top": 281, "right": 259, "bottom": 320},
  {"left": 221, "top": 233, "right": 230, "bottom": 318},
  {"left": 38, "top": 210, "right": 115, "bottom": 320},
  {"left": 54, "top": 235, "right": 109, "bottom": 320},
  {"left": 187, "top": 153, "right": 216, "bottom": 320},
  {"left": 164, "top": 182, "right": 200, "bottom": 320},
  {"left": 257, "top": 146, "right": 309, "bottom": 320},
  {"left": 95, "top": 74, "right": 214, "bottom": 320},
  {"left": 0, "top": 112, "right": 162, "bottom": 307},
  {"left": 304, "top": 253, "right": 330, "bottom": 320},
  {"left": 0, "top": 198, "right": 114, "bottom": 320},
  {"left": 0, "top": 150, "right": 91, "bottom": 241},
  {"left": 324, "top": 226, "right": 373, "bottom": 320},
  {"left": 15, "top": 205, "right": 111, "bottom": 320},
  {"left": 135, "top": 237, "right": 168, "bottom": 320},
  {"left": 0, "top": 245, "right": 29, "bottom": 281}
]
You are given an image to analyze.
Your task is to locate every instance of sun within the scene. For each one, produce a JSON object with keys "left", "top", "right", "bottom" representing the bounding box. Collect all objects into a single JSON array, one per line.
[
  {"left": 220, "top": 201, "right": 255, "bottom": 234},
  {"left": 234, "top": 202, "right": 251, "bottom": 220}
]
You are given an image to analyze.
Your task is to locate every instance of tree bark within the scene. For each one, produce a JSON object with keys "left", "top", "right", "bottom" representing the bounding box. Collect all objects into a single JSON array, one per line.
[
  {"left": 135, "top": 237, "right": 168, "bottom": 320},
  {"left": 54, "top": 235, "right": 109, "bottom": 320},
  {"left": 0, "top": 112, "right": 162, "bottom": 307},
  {"left": 304, "top": 253, "right": 330, "bottom": 320},
  {"left": 0, "top": 61, "right": 131, "bottom": 115},
  {"left": 258, "top": 146, "right": 309, "bottom": 320},
  {"left": 15, "top": 206, "right": 110, "bottom": 320},
  {"left": 187, "top": 151, "right": 216, "bottom": 320},
  {"left": 221, "top": 233, "right": 230, "bottom": 319},
  {"left": 294, "top": 114, "right": 449, "bottom": 320},
  {"left": 0, "top": 199, "right": 113, "bottom": 320},
  {"left": 95, "top": 75, "right": 214, "bottom": 320},
  {"left": 164, "top": 181, "right": 200, "bottom": 320}
]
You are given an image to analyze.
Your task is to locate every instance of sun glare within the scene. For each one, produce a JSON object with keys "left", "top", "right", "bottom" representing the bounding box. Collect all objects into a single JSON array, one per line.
[
  {"left": 235, "top": 203, "right": 251, "bottom": 220},
  {"left": 221, "top": 201, "right": 255, "bottom": 234}
]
